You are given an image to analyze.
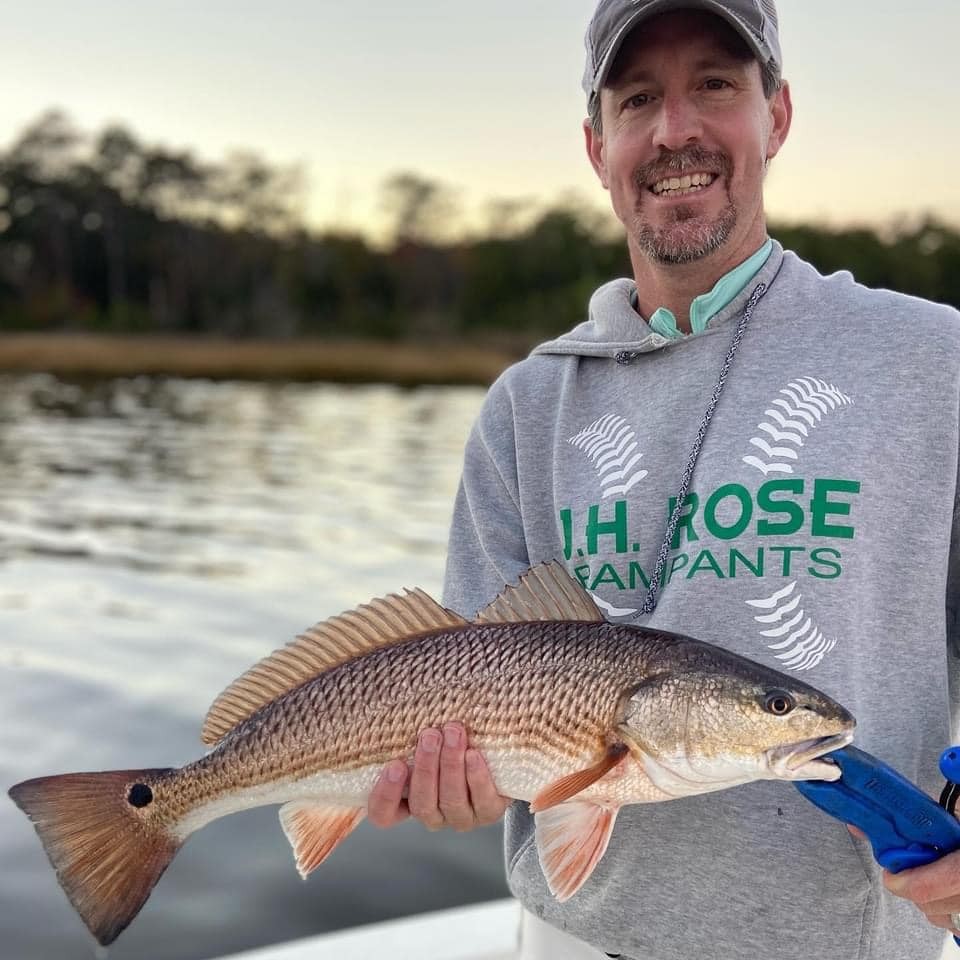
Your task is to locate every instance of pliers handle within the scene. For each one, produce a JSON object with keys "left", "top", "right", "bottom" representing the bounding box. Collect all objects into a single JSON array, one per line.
[{"left": 794, "top": 745, "right": 960, "bottom": 947}]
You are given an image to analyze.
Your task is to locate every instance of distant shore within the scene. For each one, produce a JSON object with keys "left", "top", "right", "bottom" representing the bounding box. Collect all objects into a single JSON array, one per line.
[{"left": 0, "top": 334, "right": 523, "bottom": 386}]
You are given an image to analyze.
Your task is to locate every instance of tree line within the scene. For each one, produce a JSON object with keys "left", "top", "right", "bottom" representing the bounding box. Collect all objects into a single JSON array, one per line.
[{"left": 1, "top": 111, "right": 958, "bottom": 344}]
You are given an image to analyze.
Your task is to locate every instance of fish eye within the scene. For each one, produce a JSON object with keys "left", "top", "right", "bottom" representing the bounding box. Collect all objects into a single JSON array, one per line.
[{"left": 763, "top": 691, "right": 795, "bottom": 716}]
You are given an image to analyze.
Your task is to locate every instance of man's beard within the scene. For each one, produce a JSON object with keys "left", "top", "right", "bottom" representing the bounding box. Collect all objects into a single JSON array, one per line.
[
  {"left": 633, "top": 198, "right": 737, "bottom": 264},
  {"left": 629, "top": 147, "right": 737, "bottom": 265}
]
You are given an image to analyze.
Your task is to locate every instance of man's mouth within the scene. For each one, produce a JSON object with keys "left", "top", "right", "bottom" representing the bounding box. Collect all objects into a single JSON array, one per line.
[{"left": 649, "top": 172, "right": 717, "bottom": 197}]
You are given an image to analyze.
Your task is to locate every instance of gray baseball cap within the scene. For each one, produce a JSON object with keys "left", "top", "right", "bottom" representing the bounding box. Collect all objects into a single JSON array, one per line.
[{"left": 583, "top": 0, "right": 782, "bottom": 103}]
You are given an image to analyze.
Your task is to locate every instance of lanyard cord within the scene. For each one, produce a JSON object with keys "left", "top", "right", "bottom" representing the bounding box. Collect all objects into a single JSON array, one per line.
[{"left": 635, "top": 281, "right": 768, "bottom": 618}]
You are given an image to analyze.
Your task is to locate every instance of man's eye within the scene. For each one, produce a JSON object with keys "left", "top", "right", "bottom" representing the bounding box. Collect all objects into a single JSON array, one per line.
[
  {"left": 625, "top": 93, "right": 651, "bottom": 109},
  {"left": 703, "top": 78, "right": 731, "bottom": 91}
]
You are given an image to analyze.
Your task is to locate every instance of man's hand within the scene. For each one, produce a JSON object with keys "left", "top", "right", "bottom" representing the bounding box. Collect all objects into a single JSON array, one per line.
[
  {"left": 884, "top": 849, "right": 960, "bottom": 933},
  {"left": 366, "top": 722, "right": 510, "bottom": 832}
]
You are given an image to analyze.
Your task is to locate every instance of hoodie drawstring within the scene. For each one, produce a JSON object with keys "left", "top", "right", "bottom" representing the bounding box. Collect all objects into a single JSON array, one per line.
[{"left": 635, "top": 282, "right": 768, "bottom": 618}]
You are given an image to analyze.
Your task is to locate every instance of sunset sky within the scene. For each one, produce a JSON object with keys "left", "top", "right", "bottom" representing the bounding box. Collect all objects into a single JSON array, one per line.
[{"left": 3, "top": 1, "right": 956, "bottom": 238}]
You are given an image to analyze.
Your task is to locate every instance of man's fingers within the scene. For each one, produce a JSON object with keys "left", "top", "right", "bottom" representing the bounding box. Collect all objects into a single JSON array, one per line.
[
  {"left": 408, "top": 729, "right": 445, "bottom": 829},
  {"left": 437, "top": 723, "right": 474, "bottom": 831},
  {"left": 465, "top": 748, "right": 511, "bottom": 825},
  {"left": 882, "top": 850, "right": 960, "bottom": 938},
  {"left": 374, "top": 725, "right": 507, "bottom": 834},
  {"left": 916, "top": 893, "right": 960, "bottom": 916},
  {"left": 367, "top": 759, "right": 411, "bottom": 828},
  {"left": 884, "top": 849, "right": 960, "bottom": 905},
  {"left": 926, "top": 912, "right": 960, "bottom": 933}
]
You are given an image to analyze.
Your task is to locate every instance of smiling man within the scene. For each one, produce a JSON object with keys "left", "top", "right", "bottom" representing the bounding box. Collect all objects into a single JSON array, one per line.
[
  {"left": 586, "top": 5, "right": 790, "bottom": 327},
  {"left": 367, "top": 3, "right": 960, "bottom": 958}
]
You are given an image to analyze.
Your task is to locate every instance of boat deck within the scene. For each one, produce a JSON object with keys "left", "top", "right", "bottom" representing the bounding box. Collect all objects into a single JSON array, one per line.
[
  {"left": 219, "top": 897, "right": 957, "bottom": 960},
  {"left": 220, "top": 899, "right": 519, "bottom": 960}
]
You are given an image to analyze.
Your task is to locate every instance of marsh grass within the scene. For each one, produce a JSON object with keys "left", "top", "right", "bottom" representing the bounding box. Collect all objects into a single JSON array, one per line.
[{"left": 0, "top": 335, "right": 520, "bottom": 386}]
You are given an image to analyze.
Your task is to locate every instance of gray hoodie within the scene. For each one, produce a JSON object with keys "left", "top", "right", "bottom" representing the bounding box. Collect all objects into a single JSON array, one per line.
[{"left": 443, "top": 241, "right": 960, "bottom": 960}]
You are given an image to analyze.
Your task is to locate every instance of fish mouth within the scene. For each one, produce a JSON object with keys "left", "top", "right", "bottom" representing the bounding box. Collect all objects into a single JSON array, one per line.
[{"left": 766, "top": 730, "right": 856, "bottom": 781}]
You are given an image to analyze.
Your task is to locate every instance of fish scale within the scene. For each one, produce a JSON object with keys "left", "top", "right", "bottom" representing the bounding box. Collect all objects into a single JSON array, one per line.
[{"left": 199, "top": 621, "right": 645, "bottom": 791}]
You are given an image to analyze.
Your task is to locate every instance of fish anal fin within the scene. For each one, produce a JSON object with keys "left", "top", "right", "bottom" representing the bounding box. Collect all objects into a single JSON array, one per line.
[
  {"left": 202, "top": 592, "right": 467, "bottom": 745},
  {"left": 474, "top": 561, "right": 605, "bottom": 624},
  {"left": 279, "top": 802, "right": 365, "bottom": 878},
  {"left": 535, "top": 800, "right": 619, "bottom": 901},
  {"left": 529, "top": 744, "right": 629, "bottom": 813}
]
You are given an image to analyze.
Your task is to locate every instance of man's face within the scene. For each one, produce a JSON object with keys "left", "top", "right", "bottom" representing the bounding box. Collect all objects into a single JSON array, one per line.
[{"left": 585, "top": 11, "right": 791, "bottom": 266}]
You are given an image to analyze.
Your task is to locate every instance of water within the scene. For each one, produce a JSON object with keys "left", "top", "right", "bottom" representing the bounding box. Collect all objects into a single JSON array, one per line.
[{"left": 0, "top": 374, "right": 509, "bottom": 960}]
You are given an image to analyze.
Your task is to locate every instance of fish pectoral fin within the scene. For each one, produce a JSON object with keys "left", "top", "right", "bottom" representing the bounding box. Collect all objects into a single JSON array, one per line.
[
  {"left": 529, "top": 743, "right": 629, "bottom": 813},
  {"left": 535, "top": 800, "right": 619, "bottom": 901},
  {"left": 279, "top": 802, "right": 365, "bottom": 879}
]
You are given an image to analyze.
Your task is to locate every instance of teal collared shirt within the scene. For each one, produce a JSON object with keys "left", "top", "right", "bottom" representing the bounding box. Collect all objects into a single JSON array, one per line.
[{"left": 639, "top": 239, "right": 773, "bottom": 339}]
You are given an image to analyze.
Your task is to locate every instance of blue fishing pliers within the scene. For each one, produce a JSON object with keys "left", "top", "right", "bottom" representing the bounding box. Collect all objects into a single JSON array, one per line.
[{"left": 794, "top": 745, "right": 960, "bottom": 946}]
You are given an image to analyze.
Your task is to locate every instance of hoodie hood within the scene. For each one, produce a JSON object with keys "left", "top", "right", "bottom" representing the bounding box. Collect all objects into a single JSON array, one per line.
[{"left": 531, "top": 240, "right": 786, "bottom": 360}]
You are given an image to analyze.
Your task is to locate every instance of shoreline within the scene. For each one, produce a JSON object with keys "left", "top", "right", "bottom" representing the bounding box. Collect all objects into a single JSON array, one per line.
[{"left": 0, "top": 334, "right": 522, "bottom": 386}]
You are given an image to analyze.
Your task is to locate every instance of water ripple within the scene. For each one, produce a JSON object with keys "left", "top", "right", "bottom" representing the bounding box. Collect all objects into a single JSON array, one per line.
[{"left": 0, "top": 374, "right": 506, "bottom": 960}]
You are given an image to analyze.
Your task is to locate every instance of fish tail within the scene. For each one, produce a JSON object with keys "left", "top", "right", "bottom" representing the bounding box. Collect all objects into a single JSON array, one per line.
[{"left": 9, "top": 768, "right": 182, "bottom": 945}]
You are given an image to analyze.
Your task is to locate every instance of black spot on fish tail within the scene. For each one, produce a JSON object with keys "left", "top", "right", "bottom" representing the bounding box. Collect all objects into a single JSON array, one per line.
[{"left": 127, "top": 784, "right": 153, "bottom": 808}]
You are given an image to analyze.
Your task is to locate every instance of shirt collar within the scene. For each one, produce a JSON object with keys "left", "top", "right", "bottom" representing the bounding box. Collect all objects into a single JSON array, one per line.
[{"left": 640, "top": 238, "right": 773, "bottom": 340}]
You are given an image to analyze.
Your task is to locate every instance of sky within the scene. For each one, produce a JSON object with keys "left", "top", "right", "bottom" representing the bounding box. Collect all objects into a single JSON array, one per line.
[{"left": 2, "top": 1, "right": 958, "bottom": 238}]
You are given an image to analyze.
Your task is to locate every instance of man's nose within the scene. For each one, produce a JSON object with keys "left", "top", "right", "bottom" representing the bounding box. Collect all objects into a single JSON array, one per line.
[{"left": 652, "top": 95, "right": 703, "bottom": 150}]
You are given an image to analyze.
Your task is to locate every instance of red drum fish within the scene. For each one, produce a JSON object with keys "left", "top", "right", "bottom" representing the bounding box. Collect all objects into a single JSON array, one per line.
[{"left": 9, "top": 562, "right": 855, "bottom": 945}]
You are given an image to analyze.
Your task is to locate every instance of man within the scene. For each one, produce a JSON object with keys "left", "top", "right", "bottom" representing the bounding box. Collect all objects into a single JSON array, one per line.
[{"left": 369, "top": 2, "right": 960, "bottom": 958}]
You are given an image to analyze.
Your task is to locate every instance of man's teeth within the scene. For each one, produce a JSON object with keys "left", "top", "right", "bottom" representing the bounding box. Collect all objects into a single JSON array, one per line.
[{"left": 651, "top": 173, "right": 716, "bottom": 196}]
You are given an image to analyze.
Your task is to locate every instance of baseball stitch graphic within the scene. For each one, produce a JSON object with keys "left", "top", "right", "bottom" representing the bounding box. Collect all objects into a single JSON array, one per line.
[
  {"left": 745, "top": 580, "right": 837, "bottom": 672},
  {"left": 568, "top": 414, "right": 648, "bottom": 499},
  {"left": 742, "top": 377, "right": 853, "bottom": 476},
  {"left": 743, "top": 376, "right": 853, "bottom": 672},
  {"left": 568, "top": 414, "right": 648, "bottom": 617}
]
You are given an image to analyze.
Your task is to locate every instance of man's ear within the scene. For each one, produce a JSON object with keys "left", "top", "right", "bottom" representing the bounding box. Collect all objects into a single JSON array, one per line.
[
  {"left": 583, "top": 117, "right": 610, "bottom": 190},
  {"left": 765, "top": 79, "right": 793, "bottom": 161}
]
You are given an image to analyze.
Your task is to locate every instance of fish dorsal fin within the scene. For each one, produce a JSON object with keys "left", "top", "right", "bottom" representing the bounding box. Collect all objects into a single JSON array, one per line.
[
  {"left": 201, "top": 590, "right": 467, "bottom": 745},
  {"left": 473, "top": 561, "right": 605, "bottom": 624}
]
